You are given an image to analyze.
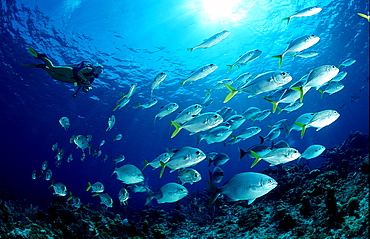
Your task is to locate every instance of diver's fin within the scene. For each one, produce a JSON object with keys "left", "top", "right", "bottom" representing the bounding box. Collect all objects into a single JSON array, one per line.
[{"left": 27, "top": 45, "right": 47, "bottom": 59}]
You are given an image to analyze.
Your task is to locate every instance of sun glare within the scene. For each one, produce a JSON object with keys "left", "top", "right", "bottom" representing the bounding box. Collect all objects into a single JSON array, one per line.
[{"left": 201, "top": 0, "right": 246, "bottom": 23}]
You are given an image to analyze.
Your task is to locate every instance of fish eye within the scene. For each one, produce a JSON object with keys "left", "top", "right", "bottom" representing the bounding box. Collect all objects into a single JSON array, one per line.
[
  {"left": 210, "top": 64, "right": 214, "bottom": 66},
  {"left": 196, "top": 151, "right": 201, "bottom": 155},
  {"left": 281, "top": 72, "right": 286, "bottom": 76},
  {"left": 311, "top": 34, "right": 315, "bottom": 37},
  {"left": 331, "top": 65, "right": 336, "bottom": 68},
  {"left": 214, "top": 115, "right": 219, "bottom": 118}
]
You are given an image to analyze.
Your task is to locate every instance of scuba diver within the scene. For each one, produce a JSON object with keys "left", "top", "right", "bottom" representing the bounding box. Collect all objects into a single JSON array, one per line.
[{"left": 23, "top": 46, "right": 104, "bottom": 97}]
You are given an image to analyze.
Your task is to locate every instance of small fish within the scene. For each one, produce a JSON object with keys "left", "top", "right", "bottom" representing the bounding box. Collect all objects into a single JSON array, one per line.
[
  {"left": 70, "top": 194, "right": 81, "bottom": 209},
  {"left": 282, "top": 6, "right": 322, "bottom": 24},
  {"left": 126, "top": 181, "right": 148, "bottom": 193},
  {"left": 92, "top": 149, "right": 102, "bottom": 158},
  {"left": 102, "top": 154, "right": 108, "bottom": 162},
  {"left": 300, "top": 145, "right": 326, "bottom": 159},
  {"left": 118, "top": 83, "right": 137, "bottom": 101},
  {"left": 67, "top": 154, "right": 73, "bottom": 163},
  {"left": 49, "top": 181, "right": 67, "bottom": 197},
  {"left": 210, "top": 153, "right": 230, "bottom": 166},
  {"left": 155, "top": 103, "right": 179, "bottom": 122},
  {"left": 173, "top": 104, "right": 203, "bottom": 125},
  {"left": 87, "top": 182, "right": 105, "bottom": 194},
  {"left": 209, "top": 79, "right": 233, "bottom": 91},
  {"left": 113, "top": 98, "right": 130, "bottom": 111},
  {"left": 134, "top": 98, "right": 158, "bottom": 109},
  {"left": 318, "top": 82, "right": 344, "bottom": 98},
  {"left": 286, "top": 113, "right": 316, "bottom": 137},
  {"left": 118, "top": 187, "right": 130, "bottom": 205},
  {"left": 170, "top": 112, "right": 223, "bottom": 138},
  {"left": 273, "top": 140, "right": 290, "bottom": 149},
  {"left": 106, "top": 115, "right": 116, "bottom": 131},
  {"left": 259, "top": 127, "right": 281, "bottom": 144},
  {"left": 187, "top": 30, "right": 231, "bottom": 51},
  {"left": 69, "top": 135, "right": 76, "bottom": 144},
  {"left": 41, "top": 161, "right": 48, "bottom": 171},
  {"left": 197, "top": 126, "right": 233, "bottom": 145},
  {"left": 145, "top": 183, "right": 188, "bottom": 205},
  {"left": 113, "top": 134, "right": 123, "bottom": 141},
  {"left": 177, "top": 168, "right": 202, "bottom": 185},
  {"left": 224, "top": 71, "right": 293, "bottom": 102},
  {"left": 357, "top": 13, "right": 370, "bottom": 22},
  {"left": 160, "top": 146, "right": 206, "bottom": 177},
  {"left": 209, "top": 166, "right": 224, "bottom": 183},
  {"left": 242, "top": 107, "right": 261, "bottom": 120},
  {"left": 265, "top": 86, "right": 311, "bottom": 112},
  {"left": 272, "top": 35, "right": 320, "bottom": 67},
  {"left": 80, "top": 152, "right": 86, "bottom": 162},
  {"left": 226, "top": 49, "right": 262, "bottom": 72},
  {"left": 295, "top": 109, "right": 340, "bottom": 138},
  {"left": 338, "top": 58, "right": 356, "bottom": 68},
  {"left": 206, "top": 152, "right": 219, "bottom": 166},
  {"left": 52, "top": 142, "right": 58, "bottom": 151},
  {"left": 55, "top": 148, "right": 64, "bottom": 161},
  {"left": 45, "top": 169, "right": 52, "bottom": 181},
  {"left": 59, "top": 117, "right": 70, "bottom": 131},
  {"left": 216, "top": 106, "right": 235, "bottom": 119},
  {"left": 32, "top": 170, "right": 37, "bottom": 179},
  {"left": 232, "top": 72, "right": 253, "bottom": 89},
  {"left": 292, "top": 50, "right": 319, "bottom": 58},
  {"left": 225, "top": 126, "right": 261, "bottom": 145},
  {"left": 55, "top": 160, "right": 61, "bottom": 168},
  {"left": 74, "top": 135, "right": 92, "bottom": 153},
  {"left": 278, "top": 102, "right": 304, "bottom": 114},
  {"left": 143, "top": 151, "right": 174, "bottom": 170},
  {"left": 113, "top": 164, "right": 145, "bottom": 184},
  {"left": 99, "top": 140, "right": 105, "bottom": 148},
  {"left": 202, "top": 92, "right": 213, "bottom": 107},
  {"left": 250, "top": 147, "right": 301, "bottom": 167},
  {"left": 98, "top": 193, "right": 113, "bottom": 208},
  {"left": 150, "top": 72, "right": 167, "bottom": 97},
  {"left": 207, "top": 172, "right": 277, "bottom": 205},
  {"left": 181, "top": 64, "right": 218, "bottom": 86},
  {"left": 252, "top": 109, "right": 272, "bottom": 123},
  {"left": 223, "top": 114, "right": 246, "bottom": 130},
  {"left": 113, "top": 155, "right": 125, "bottom": 164},
  {"left": 330, "top": 71, "right": 347, "bottom": 82}
]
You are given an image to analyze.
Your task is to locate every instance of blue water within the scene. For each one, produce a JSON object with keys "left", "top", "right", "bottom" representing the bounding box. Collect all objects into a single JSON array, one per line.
[{"left": 0, "top": 0, "right": 368, "bottom": 210}]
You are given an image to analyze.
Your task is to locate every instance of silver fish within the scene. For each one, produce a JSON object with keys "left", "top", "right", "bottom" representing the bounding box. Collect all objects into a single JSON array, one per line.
[
  {"left": 113, "top": 164, "right": 144, "bottom": 184},
  {"left": 319, "top": 82, "right": 344, "bottom": 97},
  {"left": 173, "top": 104, "right": 203, "bottom": 125},
  {"left": 223, "top": 114, "right": 246, "bottom": 130},
  {"left": 143, "top": 151, "right": 174, "bottom": 170},
  {"left": 181, "top": 64, "right": 218, "bottom": 86},
  {"left": 225, "top": 126, "right": 261, "bottom": 145},
  {"left": 74, "top": 135, "right": 92, "bottom": 153},
  {"left": 216, "top": 106, "right": 235, "bottom": 119},
  {"left": 98, "top": 193, "right": 113, "bottom": 208},
  {"left": 113, "top": 98, "right": 130, "bottom": 111},
  {"left": 146, "top": 182, "right": 188, "bottom": 205},
  {"left": 305, "top": 65, "right": 340, "bottom": 89},
  {"left": 170, "top": 112, "right": 223, "bottom": 138},
  {"left": 59, "top": 117, "right": 70, "bottom": 131},
  {"left": 292, "top": 50, "right": 319, "bottom": 58},
  {"left": 155, "top": 102, "right": 179, "bottom": 121},
  {"left": 106, "top": 115, "right": 116, "bottom": 131},
  {"left": 273, "top": 35, "right": 320, "bottom": 67},
  {"left": 209, "top": 166, "right": 224, "bottom": 183},
  {"left": 250, "top": 147, "right": 301, "bottom": 167},
  {"left": 208, "top": 172, "right": 277, "bottom": 205},
  {"left": 259, "top": 127, "right": 281, "bottom": 144},
  {"left": 187, "top": 30, "right": 231, "bottom": 51},
  {"left": 227, "top": 49, "right": 262, "bottom": 72},
  {"left": 134, "top": 98, "right": 158, "bottom": 109},
  {"left": 50, "top": 181, "right": 67, "bottom": 197},
  {"left": 113, "top": 134, "right": 123, "bottom": 141},
  {"left": 282, "top": 6, "right": 322, "bottom": 24},
  {"left": 87, "top": 182, "right": 104, "bottom": 194},
  {"left": 330, "top": 71, "right": 347, "bottom": 82},
  {"left": 150, "top": 72, "right": 167, "bottom": 97},
  {"left": 177, "top": 168, "right": 202, "bottom": 185},
  {"left": 197, "top": 126, "right": 233, "bottom": 145},
  {"left": 338, "top": 58, "right": 356, "bottom": 68},
  {"left": 300, "top": 145, "right": 326, "bottom": 159},
  {"left": 118, "top": 187, "right": 130, "bottom": 205}
]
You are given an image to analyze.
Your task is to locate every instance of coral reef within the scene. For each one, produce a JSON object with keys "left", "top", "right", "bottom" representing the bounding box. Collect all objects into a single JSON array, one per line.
[{"left": 0, "top": 131, "right": 368, "bottom": 238}]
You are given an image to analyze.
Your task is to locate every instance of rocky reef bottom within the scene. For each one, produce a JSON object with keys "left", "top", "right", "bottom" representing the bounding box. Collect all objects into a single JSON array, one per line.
[{"left": 1, "top": 131, "right": 369, "bottom": 239}]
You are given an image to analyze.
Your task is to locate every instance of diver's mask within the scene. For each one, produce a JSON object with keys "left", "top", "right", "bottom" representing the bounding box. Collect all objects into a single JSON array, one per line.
[{"left": 93, "top": 63, "right": 104, "bottom": 76}]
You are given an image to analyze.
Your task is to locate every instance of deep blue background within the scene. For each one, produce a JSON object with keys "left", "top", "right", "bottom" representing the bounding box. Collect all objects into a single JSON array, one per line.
[{"left": 0, "top": 0, "right": 368, "bottom": 210}]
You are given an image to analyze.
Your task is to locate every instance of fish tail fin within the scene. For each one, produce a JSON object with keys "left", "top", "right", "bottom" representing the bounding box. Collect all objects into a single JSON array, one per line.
[
  {"left": 272, "top": 55, "right": 284, "bottom": 68},
  {"left": 187, "top": 47, "right": 194, "bottom": 52},
  {"left": 250, "top": 150, "right": 262, "bottom": 168},
  {"left": 337, "top": 64, "right": 342, "bottom": 68},
  {"left": 145, "top": 188, "right": 155, "bottom": 205},
  {"left": 238, "top": 147, "right": 247, "bottom": 160},
  {"left": 282, "top": 17, "right": 291, "bottom": 25},
  {"left": 223, "top": 83, "right": 238, "bottom": 103},
  {"left": 357, "top": 13, "right": 370, "bottom": 22},
  {"left": 226, "top": 65, "right": 234, "bottom": 73},
  {"left": 142, "top": 159, "right": 149, "bottom": 171},
  {"left": 48, "top": 179, "right": 54, "bottom": 189},
  {"left": 113, "top": 105, "right": 119, "bottom": 111},
  {"left": 295, "top": 122, "right": 307, "bottom": 139},
  {"left": 277, "top": 106, "right": 284, "bottom": 114},
  {"left": 285, "top": 125, "right": 292, "bottom": 138},
  {"left": 196, "top": 133, "right": 203, "bottom": 146},
  {"left": 291, "top": 86, "right": 304, "bottom": 103},
  {"left": 180, "top": 80, "right": 186, "bottom": 86},
  {"left": 88, "top": 145, "right": 92, "bottom": 155},
  {"left": 159, "top": 161, "right": 167, "bottom": 178},
  {"left": 86, "top": 182, "right": 92, "bottom": 191},
  {"left": 264, "top": 97, "right": 279, "bottom": 113},
  {"left": 318, "top": 89, "right": 325, "bottom": 99},
  {"left": 206, "top": 181, "right": 221, "bottom": 205},
  {"left": 208, "top": 170, "right": 213, "bottom": 183},
  {"left": 170, "top": 121, "right": 182, "bottom": 138},
  {"left": 117, "top": 92, "right": 126, "bottom": 103},
  {"left": 259, "top": 136, "right": 265, "bottom": 144},
  {"left": 133, "top": 103, "right": 141, "bottom": 109},
  {"left": 92, "top": 193, "right": 99, "bottom": 197},
  {"left": 67, "top": 191, "right": 73, "bottom": 201}
]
